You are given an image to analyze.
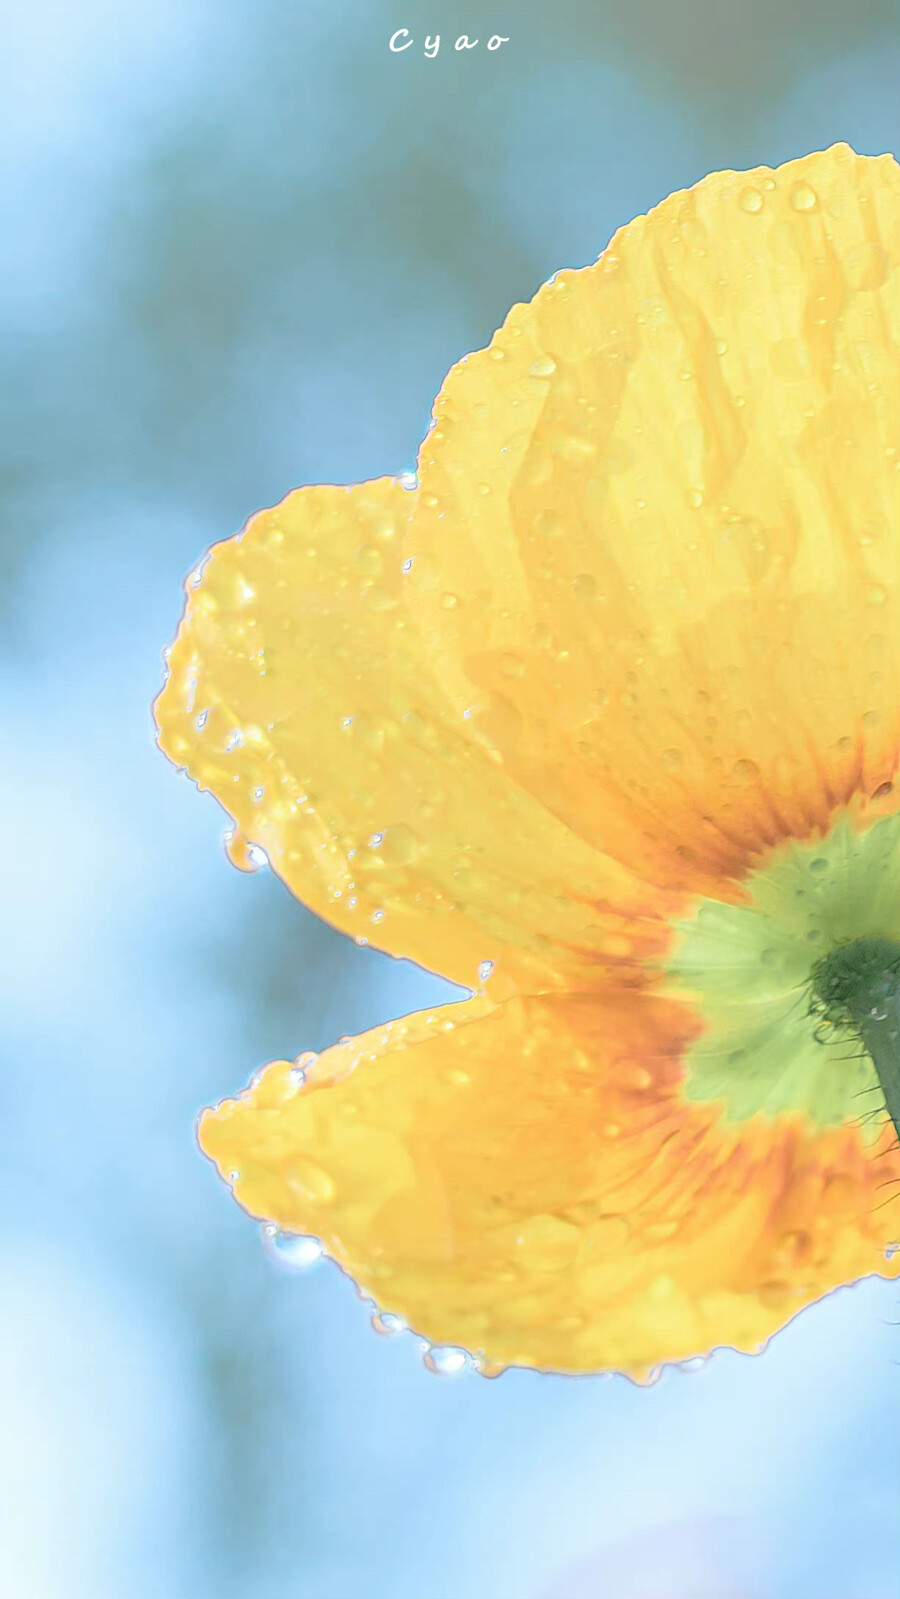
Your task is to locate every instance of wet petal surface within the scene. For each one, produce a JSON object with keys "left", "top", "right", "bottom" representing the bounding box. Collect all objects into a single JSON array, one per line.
[{"left": 199, "top": 992, "right": 900, "bottom": 1378}]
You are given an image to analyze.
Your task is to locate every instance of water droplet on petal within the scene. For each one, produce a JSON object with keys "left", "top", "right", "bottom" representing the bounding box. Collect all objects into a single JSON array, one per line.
[
  {"left": 262, "top": 1229, "right": 324, "bottom": 1270},
  {"left": 514, "top": 1213, "right": 581, "bottom": 1271},
  {"left": 224, "top": 827, "right": 264, "bottom": 872},
  {"left": 378, "top": 823, "right": 423, "bottom": 866},
  {"left": 288, "top": 1158, "right": 336, "bottom": 1204},
  {"left": 790, "top": 182, "right": 817, "bottom": 212},
  {"left": 423, "top": 1344, "right": 470, "bottom": 1376},
  {"left": 474, "top": 1354, "right": 506, "bottom": 1378},
  {"left": 354, "top": 543, "right": 384, "bottom": 576},
  {"left": 478, "top": 959, "right": 494, "bottom": 983},
  {"left": 739, "top": 186, "right": 763, "bottom": 213},
  {"left": 371, "top": 1310, "right": 407, "bottom": 1336},
  {"left": 529, "top": 355, "right": 557, "bottom": 378}
]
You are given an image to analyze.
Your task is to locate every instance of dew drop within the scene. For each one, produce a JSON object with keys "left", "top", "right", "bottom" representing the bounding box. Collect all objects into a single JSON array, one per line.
[
  {"left": 262, "top": 1229, "right": 324, "bottom": 1270},
  {"left": 790, "top": 182, "right": 817, "bottom": 212},
  {"left": 195, "top": 709, "right": 209, "bottom": 731},
  {"left": 498, "top": 652, "right": 526, "bottom": 678},
  {"left": 685, "top": 488, "right": 704, "bottom": 509},
  {"left": 440, "top": 591, "right": 459, "bottom": 609},
  {"left": 474, "top": 1354, "right": 506, "bottom": 1379},
  {"left": 224, "top": 827, "right": 264, "bottom": 873},
  {"left": 378, "top": 823, "right": 423, "bottom": 866},
  {"left": 423, "top": 1344, "right": 470, "bottom": 1376},
  {"left": 529, "top": 355, "right": 557, "bottom": 378},
  {"left": 572, "top": 573, "right": 598, "bottom": 600},
  {"left": 533, "top": 509, "right": 563, "bottom": 538},
  {"left": 514, "top": 1213, "right": 581, "bottom": 1271},
  {"left": 731, "top": 758, "right": 760, "bottom": 786},
  {"left": 288, "top": 1158, "right": 336, "bottom": 1204},
  {"left": 371, "top": 1310, "right": 407, "bottom": 1337},
  {"left": 478, "top": 959, "right": 494, "bottom": 983},
  {"left": 355, "top": 543, "right": 384, "bottom": 576},
  {"left": 738, "top": 186, "right": 763, "bottom": 213}
]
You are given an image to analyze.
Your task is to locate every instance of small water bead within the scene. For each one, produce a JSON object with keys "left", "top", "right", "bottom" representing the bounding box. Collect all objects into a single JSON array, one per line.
[
  {"left": 685, "top": 488, "right": 704, "bottom": 509},
  {"left": 440, "top": 591, "right": 459, "bottom": 609},
  {"left": 533, "top": 509, "right": 563, "bottom": 538},
  {"left": 474, "top": 1354, "right": 506, "bottom": 1379},
  {"left": 572, "top": 573, "right": 598, "bottom": 600},
  {"left": 498, "top": 652, "right": 525, "bottom": 678},
  {"left": 478, "top": 959, "right": 494, "bottom": 983},
  {"left": 514, "top": 1213, "right": 581, "bottom": 1270},
  {"left": 397, "top": 470, "right": 418, "bottom": 491},
  {"left": 423, "top": 1344, "right": 471, "bottom": 1376},
  {"left": 371, "top": 1310, "right": 407, "bottom": 1337},
  {"left": 195, "top": 709, "right": 209, "bottom": 731},
  {"left": 224, "top": 827, "right": 264, "bottom": 873},
  {"left": 262, "top": 1229, "right": 324, "bottom": 1271},
  {"left": 354, "top": 543, "right": 384, "bottom": 576},
  {"left": 885, "top": 1242, "right": 899, "bottom": 1261},
  {"left": 377, "top": 823, "right": 423, "bottom": 865},
  {"left": 289, "top": 1157, "right": 336, "bottom": 1204},
  {"left": 224, "top": 729, "right": 245, "bottom": 751},
  {"left": 529, "top": 355, "right": 557, "bottom": 378},
  {"left": 738, "top": 186, "right": 764, "bottom": 213},
  {"left": 790, "top": 181, "right": 817, "bottom": 212}
]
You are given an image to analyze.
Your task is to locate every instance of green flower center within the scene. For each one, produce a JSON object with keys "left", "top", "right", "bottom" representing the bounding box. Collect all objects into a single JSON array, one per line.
[{"left": 666, "top": 811, "right": 900, "bottom": 1141}]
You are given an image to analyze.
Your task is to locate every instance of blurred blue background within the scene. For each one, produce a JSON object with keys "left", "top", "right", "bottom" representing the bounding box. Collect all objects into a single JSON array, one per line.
[{"left": 3, "top": 2, "right": 900, "bottom": 1596}]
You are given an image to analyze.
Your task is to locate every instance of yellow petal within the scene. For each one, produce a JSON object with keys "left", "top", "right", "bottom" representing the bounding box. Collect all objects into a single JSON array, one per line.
[
  {"left": 156, "top": 476, "right": 675, "bottom": 995},
  {"left": 198, "top": 993, "right": 900, "bottom": 1378},
  {"left": 407, "top": 143, "right": 900, "bottom": 892}
]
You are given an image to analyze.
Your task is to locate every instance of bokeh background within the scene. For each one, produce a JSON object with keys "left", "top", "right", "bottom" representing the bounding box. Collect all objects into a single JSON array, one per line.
[{"left": 3, "top": 2, "right": 900, "bottom": 1596}]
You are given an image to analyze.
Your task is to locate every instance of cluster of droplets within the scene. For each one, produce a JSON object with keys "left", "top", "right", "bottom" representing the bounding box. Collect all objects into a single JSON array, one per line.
[{"left": 259, "top": 1227, "right": 488, "bottom": 1377}]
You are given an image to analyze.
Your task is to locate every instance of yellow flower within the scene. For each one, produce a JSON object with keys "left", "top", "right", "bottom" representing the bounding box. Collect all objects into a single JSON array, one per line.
[{"left": 156, "top": 143, "right": 900, "bottom": 1380}]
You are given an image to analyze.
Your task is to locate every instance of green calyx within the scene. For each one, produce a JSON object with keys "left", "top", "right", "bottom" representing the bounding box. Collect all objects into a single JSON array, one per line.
[
  {"left": 666, "top": 811, "right": 900, "bottom": 1141},
  {"left": 809, "top": 936, "right": 900, "bottom": 1144}
]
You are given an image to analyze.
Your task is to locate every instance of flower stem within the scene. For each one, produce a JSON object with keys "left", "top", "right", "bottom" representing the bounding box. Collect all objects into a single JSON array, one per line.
[
  {"left": 854, "top": 987, "right": 900, "bottom": 1148},
  {"left": 810, "top": 936, "right": 900, "bottom": 1147}
]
